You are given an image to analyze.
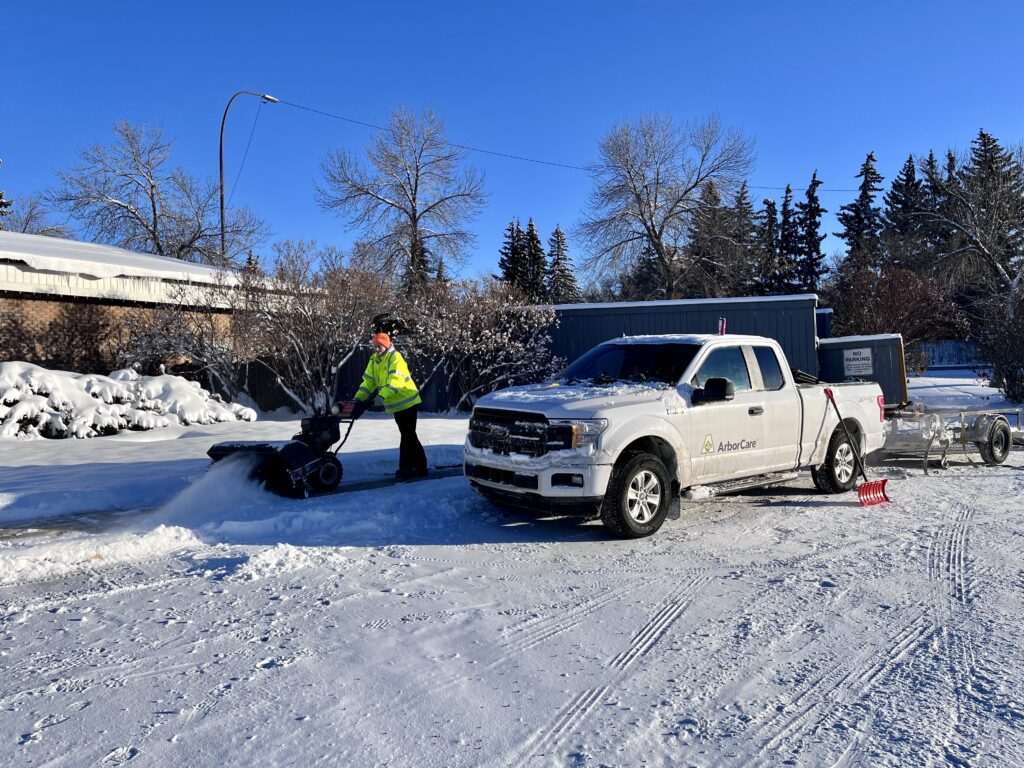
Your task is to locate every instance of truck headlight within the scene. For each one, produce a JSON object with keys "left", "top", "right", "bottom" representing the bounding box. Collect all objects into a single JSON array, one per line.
[{"left": 550, "top": 418, "right": 608, "bottom": 450}]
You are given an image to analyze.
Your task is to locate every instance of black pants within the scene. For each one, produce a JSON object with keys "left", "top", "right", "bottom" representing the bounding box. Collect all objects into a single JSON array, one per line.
[{"left": 393, "top": 405, "right": 427, "bottom": 471}]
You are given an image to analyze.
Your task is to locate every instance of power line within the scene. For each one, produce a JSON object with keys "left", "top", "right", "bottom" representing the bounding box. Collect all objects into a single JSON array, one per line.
[
  {"left": 227, "top": 98, "right": 264, "bottom": 206},
  {"left": 749, "top": 184, "right": 859, "bottom": 193},
  {"left": 279, "top": 98, "right": 862, "bottom": 192},
  {"left": 280, "top": 99, "right": 589, "bottom": 169}
]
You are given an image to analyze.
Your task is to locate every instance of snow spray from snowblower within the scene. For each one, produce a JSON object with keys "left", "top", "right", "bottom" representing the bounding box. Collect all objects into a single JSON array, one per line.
[
  {"left": 206, "top": 402, "right": 359, "bottom": 499},
  {"left": 824, "top": 387, "right": 890, "bottom": 506}
]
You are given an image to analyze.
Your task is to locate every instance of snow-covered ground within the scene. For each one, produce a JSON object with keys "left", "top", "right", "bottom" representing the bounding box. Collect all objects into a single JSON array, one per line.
[{"left": 1, "top": 372, "right": 1022, "bottom": 766}]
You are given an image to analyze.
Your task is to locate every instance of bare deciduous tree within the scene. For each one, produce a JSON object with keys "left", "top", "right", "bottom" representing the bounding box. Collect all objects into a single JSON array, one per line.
[
  {"left": 243, "top": 240, "right": 398, "bottom": 413},
  {"left": 317, "top": 108, "right": 486, "bottom": 289},
  {"left": 398, "top": 279, "right": 561, "bottom": 410},
  {"left": 50, "top": 121, "right": 267, "bottom": 267},
  {"left": 6, "top": 194, "right": 72, "bottom": 238},
  {"left": 577, "top": 114, "right": 754, "bottom": 299}
]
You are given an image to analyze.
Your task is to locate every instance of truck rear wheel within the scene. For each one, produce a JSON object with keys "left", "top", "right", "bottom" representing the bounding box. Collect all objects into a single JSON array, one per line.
[
  {"left": 978, "top": 420, "right": 1011, "bottom": 465},
  {"left": 812, "top": 429, "right": 858, "bottom": 494},
  {"left": 600, "top": 452, "right": 671, "bottom": 538}
]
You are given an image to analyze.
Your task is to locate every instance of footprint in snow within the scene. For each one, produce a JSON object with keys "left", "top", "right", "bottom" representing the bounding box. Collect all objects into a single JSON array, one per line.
[{"left": 102, "top": 746, "right": 140, "bottom": 764}]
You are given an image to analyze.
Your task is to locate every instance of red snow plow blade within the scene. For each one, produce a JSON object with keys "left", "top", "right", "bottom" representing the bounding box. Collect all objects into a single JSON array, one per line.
[{"left": 824, "top": 387, "right": 891, "bottom": 507}]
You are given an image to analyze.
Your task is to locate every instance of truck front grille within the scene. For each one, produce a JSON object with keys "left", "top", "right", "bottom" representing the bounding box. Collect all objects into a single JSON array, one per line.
[
  {"left": 465, "top": 462, "right": 539, "bottom": 489},
  {"left": 468, "top": 407, "right": 572, "bottom": 457}
]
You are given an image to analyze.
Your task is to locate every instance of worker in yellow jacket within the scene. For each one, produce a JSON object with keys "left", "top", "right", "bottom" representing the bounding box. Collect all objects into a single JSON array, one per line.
[{"left": 352, "top": 332, "right": 427, "bottom": 479}]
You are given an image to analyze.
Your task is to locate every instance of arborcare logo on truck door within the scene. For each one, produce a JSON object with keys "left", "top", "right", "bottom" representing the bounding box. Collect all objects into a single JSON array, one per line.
[{"left": 702, "top": 434, "right": 757, "bottom": 453}]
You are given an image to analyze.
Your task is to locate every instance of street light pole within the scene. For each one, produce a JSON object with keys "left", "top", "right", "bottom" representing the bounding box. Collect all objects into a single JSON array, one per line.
[{"left": 219, "top": 90, "right": 279, "bottom": 262}]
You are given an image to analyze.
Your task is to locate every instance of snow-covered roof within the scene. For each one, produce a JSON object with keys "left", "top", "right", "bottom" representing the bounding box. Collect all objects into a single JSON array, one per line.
[
  {"left": 0, "top": 230, "right": 230, "bottom": 284},
  {"left": 552, "top": 294, "right": 818, "bottom": 312},
  {"left": 820, "top": 334, "right": 903, "bottom": 345},
  {"left": 602, "top": 333, "right": 778, "bottom": 345}
]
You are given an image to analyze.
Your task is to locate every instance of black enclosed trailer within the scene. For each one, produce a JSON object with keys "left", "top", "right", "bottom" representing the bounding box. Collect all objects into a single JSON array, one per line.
[{"left": 550, "top": 294, "right": 820, "bottom": 374}]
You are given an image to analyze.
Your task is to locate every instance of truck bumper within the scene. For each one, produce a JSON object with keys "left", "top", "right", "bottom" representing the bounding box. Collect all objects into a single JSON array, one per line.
[{"left": 464, "top": 457, "right": 612, "bottom": 513}]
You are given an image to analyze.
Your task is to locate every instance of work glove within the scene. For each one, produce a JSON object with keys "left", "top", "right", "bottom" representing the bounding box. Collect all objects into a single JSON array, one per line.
[
  {"left": 332, "top": 400, "right": 367, "bottom": 420},
  {"left": 349, "top": 399, "right": 369, "bottom": 420}
]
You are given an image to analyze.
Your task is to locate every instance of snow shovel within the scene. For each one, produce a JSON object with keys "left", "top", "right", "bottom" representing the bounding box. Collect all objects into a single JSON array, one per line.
[{"left": 824, "top": 388, "right": 890, "bottom": 506}]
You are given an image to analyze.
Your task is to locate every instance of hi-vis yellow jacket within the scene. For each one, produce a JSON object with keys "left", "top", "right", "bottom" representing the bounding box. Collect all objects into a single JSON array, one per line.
[{"left": 355, "top": 346, "right": 422, "bottom": 414}]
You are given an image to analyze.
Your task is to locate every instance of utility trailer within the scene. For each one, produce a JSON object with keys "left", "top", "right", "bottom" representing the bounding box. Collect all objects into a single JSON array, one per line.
[
  {"left": 818, "top": 333, "right": 1022, "bottom": 472},
  {"left": 883, "top": 405, "right": 1023, "bottom": 473}
]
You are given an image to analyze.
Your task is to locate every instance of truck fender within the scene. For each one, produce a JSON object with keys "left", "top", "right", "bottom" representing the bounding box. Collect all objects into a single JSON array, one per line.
[
  {"left": 810, "top": 412, "right": 866, "bottom": 467},
  {"left": 598, "top": 415, "right": 690, "bottom": 487}
]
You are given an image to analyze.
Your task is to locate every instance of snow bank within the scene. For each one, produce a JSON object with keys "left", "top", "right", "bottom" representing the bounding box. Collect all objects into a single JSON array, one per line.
[
  {"left": 0, "top": 524, "right": 199, "bottom": 585},
  {"left": 0, "top": 361, "right": 256, "bottom": 439}
]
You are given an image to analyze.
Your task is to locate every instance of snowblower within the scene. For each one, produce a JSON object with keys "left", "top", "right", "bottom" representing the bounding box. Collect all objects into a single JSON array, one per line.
[
  {"left": 824, "top": 388, "right": 890, "bottom": 506},
  {"left": 207, "top": 401, "right": 361, "bottom": 498}
]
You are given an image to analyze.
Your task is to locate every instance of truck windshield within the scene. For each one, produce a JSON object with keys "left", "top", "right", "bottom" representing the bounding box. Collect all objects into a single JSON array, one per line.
[{"left": 557, "top": 343, "right": 701, "bottom": 385}]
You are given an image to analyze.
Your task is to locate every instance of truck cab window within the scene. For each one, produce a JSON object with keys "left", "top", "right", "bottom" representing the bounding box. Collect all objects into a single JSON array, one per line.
[
  {"left": 752, "top": 346, "right": 785, "bottom": 390},
  {"left": 692, "top": 347, "right": 751, "bottom": 391}
]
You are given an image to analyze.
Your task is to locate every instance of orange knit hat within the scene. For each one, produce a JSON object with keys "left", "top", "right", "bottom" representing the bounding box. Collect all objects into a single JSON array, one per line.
[{"left": 370, "top": 332, "right": 391, "bottom": 348}]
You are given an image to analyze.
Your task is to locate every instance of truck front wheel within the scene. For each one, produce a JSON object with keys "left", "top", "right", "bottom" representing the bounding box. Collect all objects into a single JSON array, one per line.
[
  {"left": 600, "top": 452, "right": 671, "bottom": 538},
  {"left": 812, "top": 429, "right": 858, "bottom": 494}
]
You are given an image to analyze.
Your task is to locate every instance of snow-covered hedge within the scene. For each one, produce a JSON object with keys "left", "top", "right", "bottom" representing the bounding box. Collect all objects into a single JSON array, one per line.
[{"left": 0, "top": 361, "right": 257, "bottom": 439}]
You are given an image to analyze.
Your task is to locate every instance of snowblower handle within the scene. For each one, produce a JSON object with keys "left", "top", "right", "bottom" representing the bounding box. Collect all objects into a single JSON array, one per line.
[{"left": 333, "top": 400, "right": 361, "bottom": 419}]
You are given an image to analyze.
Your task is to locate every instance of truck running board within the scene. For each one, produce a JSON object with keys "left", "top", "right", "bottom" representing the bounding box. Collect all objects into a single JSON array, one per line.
[{"left": 684, "top": 472, "right": 801, "bottom": 499}]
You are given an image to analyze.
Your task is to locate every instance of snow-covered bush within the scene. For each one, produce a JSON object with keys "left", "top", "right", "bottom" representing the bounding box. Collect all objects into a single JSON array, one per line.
[
  {"left": 399, "top": 279, "right": 563, "bottom": 410},
  {"left": 0, "top": 361, "right": 257, "bottom": 439}
]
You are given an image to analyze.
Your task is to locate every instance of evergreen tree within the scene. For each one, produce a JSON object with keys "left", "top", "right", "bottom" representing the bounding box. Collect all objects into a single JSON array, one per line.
[
  {"left": 546, "top": 225, "right": 581, "bottom": 304},
  {"left": 919, "top": 149, "right": 951, "bottom": 265},
  {"left": 496, "top": 219, "right": 525, "bottom": 288},
  {"left": 753, "top": 198, "right": 780, "bottom": 294},
  {"left": 0, "top": 160, "right": 12, "bottom": 230},
  {"left": 944, "top": 149, "right": 959, "bottom": 185},
  {"left": 835, "top": 152, "right": 885, "bottom": 278},
  {"left": 435, "top": 255, "right": 450, "bottom": 285},
  {"left": 959, "top": 130, "right": 1024, "bottom": 289},
  {"left": 243, "top": 250, "right": 261, "bottom": 275},
  {"left": 728, "top": 182, "right": 758, "bottom": 295},
  {"left": 686, "top": 182, "right": 731, "bottom": 296},
  {"left": 881, "top": 155, "right": 927, "bottom": 271},
  {"left": 619, "top": 241, "right": 666, "bottom": 301},
  {"left": 775, "top": 185, "right": 800, "bottom": 293},
  {"left": 522, "top": 218, "right": 548, "bottom": 302},
  {"left": 402, "top": 234, "right": 432, "bottom": 295},
  {"left": 794, "top": 171, "right": 828, "bottom": 292}
]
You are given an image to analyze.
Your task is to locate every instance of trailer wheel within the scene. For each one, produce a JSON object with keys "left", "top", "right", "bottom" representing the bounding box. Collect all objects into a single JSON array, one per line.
[
  {"left": 312, "top": 456, "right": 343, "bottom": 492},
  {"left": 600, "top": 452, "right": 671, "bottom": 538},
  {"left": 812, "top": 429, "right": 858, "bottom": 494},
  {"left": 978, "top": 420, "right": 1011, "bottom": 465}
]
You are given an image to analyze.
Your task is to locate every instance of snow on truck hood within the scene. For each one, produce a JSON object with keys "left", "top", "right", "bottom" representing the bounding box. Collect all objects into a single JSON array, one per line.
[{"left": 477, "top": 380, "right": 681, "bottom": 418}]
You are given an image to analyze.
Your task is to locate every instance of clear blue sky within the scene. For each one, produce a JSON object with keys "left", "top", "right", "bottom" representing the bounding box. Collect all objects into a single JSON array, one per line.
[{"left": 3, "top": 1, "right": 1022, "bottom": 282}]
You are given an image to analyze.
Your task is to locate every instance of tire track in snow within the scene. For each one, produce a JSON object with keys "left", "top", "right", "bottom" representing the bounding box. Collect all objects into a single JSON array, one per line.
[
  {"left": 608, "top": 574, "right": 709, "bottom": 671},
  {"left": 928, "top": 497, "right": 981, "bottom": 766},
  {"left": 505, "top": 573, "right": 713, "bottom": 765},
  {"left": 499, "top": 580, "right": 651, "bottom": 656},
  {"left": 745, "top": 611, "right": 934, "bottom": 766},
  {"left": 926, "top": 495, "right": 1024, "bottom": 766},
  {"left": 515, "top": 685, "right": 611, "bottom": 764}
]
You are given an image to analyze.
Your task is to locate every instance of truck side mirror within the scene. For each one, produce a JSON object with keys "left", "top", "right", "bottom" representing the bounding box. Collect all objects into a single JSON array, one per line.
[{"left": 694, "top": 377, "right": 734, "bottom": 405}]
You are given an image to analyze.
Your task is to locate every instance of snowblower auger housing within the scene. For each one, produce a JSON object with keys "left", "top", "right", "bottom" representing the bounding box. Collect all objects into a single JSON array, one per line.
[{"left": 207, "top": 405, "right": 358, "bottom": 498}]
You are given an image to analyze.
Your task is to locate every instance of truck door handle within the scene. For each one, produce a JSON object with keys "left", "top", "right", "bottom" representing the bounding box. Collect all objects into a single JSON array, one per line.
[{"left": 748, "top": 406, "right": 764, "bottom": 416}]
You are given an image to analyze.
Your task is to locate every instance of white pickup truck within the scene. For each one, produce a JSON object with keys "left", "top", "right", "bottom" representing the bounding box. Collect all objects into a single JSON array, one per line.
[{"left": 464, "top": 334, "right": 886, "bottom": 538}]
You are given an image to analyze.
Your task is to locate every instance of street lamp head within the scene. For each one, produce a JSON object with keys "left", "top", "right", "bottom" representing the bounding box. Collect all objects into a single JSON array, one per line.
[{"left": 261, "top": 94, "right": 280, "bottom": 104}]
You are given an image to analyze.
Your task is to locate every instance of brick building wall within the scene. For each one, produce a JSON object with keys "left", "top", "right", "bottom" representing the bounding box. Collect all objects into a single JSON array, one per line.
[{"left": 0, "top": 293, "right": 230, "bottom": 374}]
